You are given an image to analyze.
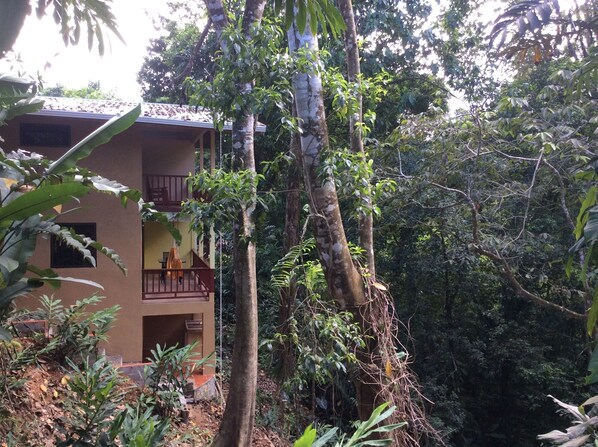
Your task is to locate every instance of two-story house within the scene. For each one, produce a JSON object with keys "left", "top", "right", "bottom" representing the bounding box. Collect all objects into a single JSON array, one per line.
[{"left": 0, "top": 97, "right": 260, "bottom": 382}]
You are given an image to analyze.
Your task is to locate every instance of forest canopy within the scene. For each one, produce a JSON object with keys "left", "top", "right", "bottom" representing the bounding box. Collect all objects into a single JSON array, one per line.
[{"left": 0, "top": 0, "right": 597, "bottom": 446}]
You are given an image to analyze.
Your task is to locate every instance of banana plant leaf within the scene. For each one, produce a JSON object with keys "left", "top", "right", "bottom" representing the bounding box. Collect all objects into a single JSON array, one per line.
[
  {"left": 0, "top": 182, "right": 89, "bottom": 223},
  {"left": 0, "top": 277, "right": 44, "bottom": 309}
]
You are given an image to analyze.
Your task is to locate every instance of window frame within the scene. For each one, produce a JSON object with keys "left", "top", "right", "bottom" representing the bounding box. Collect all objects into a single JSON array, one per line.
[{"left": 20, "top": 122, "right": 71, "bottom": 148}]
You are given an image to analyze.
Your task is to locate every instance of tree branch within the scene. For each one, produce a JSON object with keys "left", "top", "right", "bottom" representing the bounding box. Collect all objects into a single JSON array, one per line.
[
  {"left": 428, "top": 181, "right": 586, "bottom": 321},
  {"left": 515, "top": 149, "right": 543, "bottom": 240},
  {"left": 471, "top": 243, "right": 586, "bottom": 320},
  {"left": 175, "top": 17, "right": 212, "bottom": 85}
]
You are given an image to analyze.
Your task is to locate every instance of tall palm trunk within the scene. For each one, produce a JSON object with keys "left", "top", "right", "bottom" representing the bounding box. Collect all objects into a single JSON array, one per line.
[
  {"left": 203, "top": 0, "right": 266, "bottom": 445},
  {"left": 287, "top": 19, "right": 382, "bottom": 420}
]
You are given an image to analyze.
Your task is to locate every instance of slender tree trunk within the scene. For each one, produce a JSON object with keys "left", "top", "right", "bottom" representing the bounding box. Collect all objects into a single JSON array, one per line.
[
  {"left": 211, "top": 115, "right": 259, "bottom": 447},
  {"left": 203, "top": 0, "right": 266, "bottom": 445},
  {"left": 277, "top": 126, "right": 302, "bottom": 383},
  {"left": 287, "top": 19, "right": 381, "bottom": 421},
  {"left": 338, "top": 0, "right": 375, "bottom": 277}
]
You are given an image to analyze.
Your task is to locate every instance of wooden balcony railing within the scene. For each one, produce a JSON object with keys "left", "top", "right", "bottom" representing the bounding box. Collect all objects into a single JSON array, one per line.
[
  {"left": 145, "top": 174, "right": 191, "bottom": 210},
  {"left": 142, "top": 267, "right": 214, "bottom": 301}
]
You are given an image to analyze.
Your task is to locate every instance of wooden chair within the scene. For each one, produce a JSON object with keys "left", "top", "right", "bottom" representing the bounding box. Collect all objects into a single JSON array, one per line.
[{"left": 147, "top": 178, "right": 169, "bottom": 205}]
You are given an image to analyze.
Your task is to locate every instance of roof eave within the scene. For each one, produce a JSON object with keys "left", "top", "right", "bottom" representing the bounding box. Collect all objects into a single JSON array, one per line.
[{"left": 30, "top": 109, "right": 267, "bottom": 133}]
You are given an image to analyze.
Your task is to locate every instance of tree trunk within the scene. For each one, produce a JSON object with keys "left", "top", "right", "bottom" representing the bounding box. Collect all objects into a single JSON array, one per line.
[
  {"left": 277, "top": 126, "right": 302, "bottom": 383},
  {"left": 338, "top": 0, "right": 375, "bottom": 277},
  {"left": 210, "top": 115, "right": 259, "bottom": 447},
  {"left": 287, "top": 19, "right": 381, "bottom": 421},
  {"left": 204, "top": 0, "right": 266, "bottom": 445}
]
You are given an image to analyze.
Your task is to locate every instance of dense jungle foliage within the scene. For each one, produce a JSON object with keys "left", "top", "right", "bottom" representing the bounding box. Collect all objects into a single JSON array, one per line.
[
  {"left": 1, "top": 0, "right": 597, "bottom": 445},
  {"left": 138, "top": 0, "right": 598, "bottom": 445}
]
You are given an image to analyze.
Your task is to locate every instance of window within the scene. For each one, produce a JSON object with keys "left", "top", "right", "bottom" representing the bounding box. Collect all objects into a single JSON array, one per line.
[
  {"left": 20, "top": 123, "right": 71, "bottom": 147},
  {"left": 51, "top": 223, "right": 97, "bottom": 268}
]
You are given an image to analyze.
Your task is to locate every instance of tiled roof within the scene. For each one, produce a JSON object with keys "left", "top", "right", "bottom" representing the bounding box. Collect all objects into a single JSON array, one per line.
[
  {"left": 38, "top": 96, "right": 216, "bottom": 127},
  {"left": 36, "top": 97, "right": 266, "bottom": 132}
]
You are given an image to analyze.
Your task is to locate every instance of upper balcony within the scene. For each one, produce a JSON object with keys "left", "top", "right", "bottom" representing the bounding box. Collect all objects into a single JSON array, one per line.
[{"left": 145, "top": 174, "right": 193, "bottom": 211}]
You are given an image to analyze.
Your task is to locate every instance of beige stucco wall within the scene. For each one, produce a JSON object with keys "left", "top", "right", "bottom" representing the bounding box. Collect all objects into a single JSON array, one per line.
[
  {"left": 143, "top": 221, "right": 194, "bottom": 268},
  {"left": 0, "top": 115, "right": 216, "bottom": 370}
]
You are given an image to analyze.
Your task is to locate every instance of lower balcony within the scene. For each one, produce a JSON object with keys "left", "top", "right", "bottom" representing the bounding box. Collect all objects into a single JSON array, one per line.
[{"left": 142, "top": 266, "right": 214, "bottom": 301}]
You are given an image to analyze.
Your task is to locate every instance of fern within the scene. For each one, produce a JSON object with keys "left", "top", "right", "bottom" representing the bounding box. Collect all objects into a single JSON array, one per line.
[{"left": 271, "top": 237, "right": 316, "bottom": 288}]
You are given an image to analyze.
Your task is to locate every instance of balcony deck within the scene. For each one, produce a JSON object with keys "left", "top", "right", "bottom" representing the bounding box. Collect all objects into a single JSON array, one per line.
[
  {"left": 145, "top": 174, "right": 191, "bottom": 211},
  {"left": 142, "top": 267, "right": 214, "bottom": 301}
]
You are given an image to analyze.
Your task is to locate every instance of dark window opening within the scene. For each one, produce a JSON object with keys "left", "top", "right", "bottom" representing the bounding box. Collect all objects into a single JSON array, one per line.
[
  {"left": 51, "top": 223, "right": 97, "bottom": 268},
  {"left": 20, "top": 123, "right": 71, "bottom": 147}
]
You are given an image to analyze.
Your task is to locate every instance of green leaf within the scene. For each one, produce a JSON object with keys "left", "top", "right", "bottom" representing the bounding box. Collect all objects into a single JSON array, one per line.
[
  {"left": 285, "top": 0, "right": 294, "bottom": 31},
  {"left": 576, "top": 187, "right": 597, "bottom": 240},
  {"left": 0, "top": 255, "right": 19, "bottom": 273},
  {"left": 274, "top": 0, "right": 283, "bottom": 13},
  {"left": 587, "top": 286, "right": 598, "bottom": 336},
  {"left": 27, "top": 265, "right": 60, "bottom": 289},
  {"left": 294, "top": 424, "right": 317, "bottom": 447},
  {"left": 3, "top": 97, "right": 44, "bottom": 121},
  {"left": 37, "top": 276, "right": 104, "bottom": 290},
  {"left": 580, "top": 395, "right": 598, "bottom": 408},
  {"left": 47, "top": 104, "right": 141, "bottom": 175},
  {"left": 0, "top": 182, "right": 89, "bottom": 222},
  {"left": 565, "top": 255, "right": 574, "bottom": 278},
  {"left": 297, "top": 0, "right": 307, "bottom": 34},
  {"left": 571, "top": 207, "right": 598, "bottom": 254},
  {"left": 88, "top": 240, "right": 127, "bottom": 275},
  {"left": 0, "top": 74, "right": 33, "bottom": 100},
  {"left": 0, "top": 277, "right": 43, "bottom": 310},
  {"left": 586, "top": 343, "right": 598, "bottom": 384},
  {"left": 0, "top": 326, "right": 12, "bottom": 341},
  {"left": 308, "top": 0, "right": 318, "bottom": 35},
  {"left": 312, "top": 427, "right": 338, "bottom": 447}
]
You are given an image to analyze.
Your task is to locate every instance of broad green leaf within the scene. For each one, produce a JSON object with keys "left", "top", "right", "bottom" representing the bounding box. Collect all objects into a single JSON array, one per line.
[
  {"left": 3, "top": 209, "right": 40, "bottom": 252},
  {"left": 586, "top": 343, "right": 598, "bottom": 384},
  {"left": 297, "top": 0, "right": 307, "bottom": 34},
  {"left": 312, "top": 427, "right": 338, "bottom": 447},
  {"left": 0, "top": 74, "right": 33, "bottom": 100},
  {"left": 0, "top": 255, "right": 19, "bottom": 273},
  {"left": 38, "top": 276, "right": 103, "bottom": 289},
  {"left": 89, "top": 240, "right": 127, "bottom": 275},
  {"left": 294, "top": 425, "right": 317, "bottom": 447},
  {"left": 1, "top": 219, "right": 38, "bottom": 285},
  {"left": 0, "top": 326, "right": 12, "bottom": 341},
  {"left": 27, "top": 265, "right": 60, "bottom": 290},
  {"left": 0, "top": 277, "right": 43, "bottom": 310},
  {"left": 308, "top": 0, "right": 317, "bottom": 35},
  {"left": 581, "top": 395, "right": 598, "bottom": 408},
  {"left": 285, "top": 0, "right": 294, "bottom": 31},
  {"left": 576, "top": 187, "right": 597, "bottom": 240},
  {"left": 587, "top": 286, "right": 598, "bottom": 336},
  {"left": 3, "top": 97, "right": 44, "bottom": 121},
  {"left": 47, "top": 104, "right": 141, "bottom": 175},
  {"left": 90, "top": 176, "right": 128, "bottom": 193},
  {"left": 0, "top": 182, "right": 89, "bottom": 222}
]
